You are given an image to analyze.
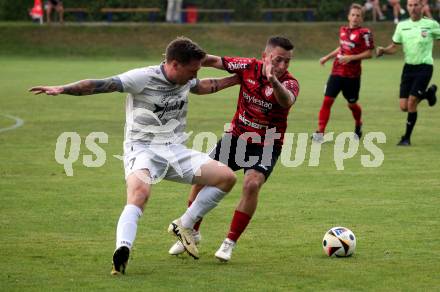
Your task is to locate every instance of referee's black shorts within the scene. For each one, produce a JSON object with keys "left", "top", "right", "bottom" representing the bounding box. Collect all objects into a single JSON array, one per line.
[
  {"left": 400, "top": 64, "right": 433, "bottom": 99},
  {"left": 209, "top": 133, "right": 281, "bottom": 180},
  {"left": 325, "top": 75, "right": 361, "bottom": 104}
]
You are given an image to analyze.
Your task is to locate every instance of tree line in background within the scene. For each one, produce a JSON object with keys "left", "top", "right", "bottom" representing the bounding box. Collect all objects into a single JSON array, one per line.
[{"left": 0, "top": 0, "right": 406, "bottom": 22}]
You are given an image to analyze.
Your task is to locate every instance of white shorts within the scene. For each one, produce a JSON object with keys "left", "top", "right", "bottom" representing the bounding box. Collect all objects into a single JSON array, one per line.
[
  {"left": 123, "top": 142, "right": 211, "bottom": 184},
  {"left": 364, "top": 2, "right": 373, "bottom": 10}
]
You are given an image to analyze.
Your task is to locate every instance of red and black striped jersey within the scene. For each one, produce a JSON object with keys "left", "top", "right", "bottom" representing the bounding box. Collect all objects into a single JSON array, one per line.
[
  {"left": 331, "top": 26, "right": 374, "bottom": 78},
  {"left": 222, "top": 56, "right": 300, "bottom": 146}
]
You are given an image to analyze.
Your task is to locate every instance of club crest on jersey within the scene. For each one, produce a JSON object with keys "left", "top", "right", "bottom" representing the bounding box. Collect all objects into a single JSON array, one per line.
[
  {"left": 421, "top": 30, "right": 428, "bottom": 38},
  {"left": 350, "top": 33, "right": 357, "bottom": 41},
  {"left": 265, "top": 86, "right": 273, "bottom": 97}
]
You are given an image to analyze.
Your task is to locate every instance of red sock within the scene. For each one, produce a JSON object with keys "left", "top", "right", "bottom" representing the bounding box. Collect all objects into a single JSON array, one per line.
[
  {"left": 227, "top": 210, "right": 251, "bottom": 242},
  {"left": 318, "top": 96, "right": 335, "bottom": 133},
  {"left": 348, "top": 103, "right": 362, "bottom": 126},
  {"left": 188, "top": 200, "right": 202, "bottom": 231}
]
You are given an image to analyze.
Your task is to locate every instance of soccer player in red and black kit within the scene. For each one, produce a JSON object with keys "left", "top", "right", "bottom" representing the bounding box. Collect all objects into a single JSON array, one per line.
[
  {"left": 312, "top": 3, "right": 374, "bottom": 143},
  {"left": 168, "top": 36, "right": 300, "bottom": 262}
]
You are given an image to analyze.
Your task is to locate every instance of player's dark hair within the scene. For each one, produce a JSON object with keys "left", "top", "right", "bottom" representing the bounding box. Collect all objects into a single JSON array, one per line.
[
  {"left": 349, "top": 3, "right": 364, "bottom": 16},
  {"left": 165, "top": 37, "right": 206, "bottom": 64},
  {"left": 266, "top": 36, "right": 294, "bottom": 51}
]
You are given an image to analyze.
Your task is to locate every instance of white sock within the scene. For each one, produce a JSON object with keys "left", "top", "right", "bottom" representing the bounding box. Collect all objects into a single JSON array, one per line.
[
  {"left": 116, "top": 204, "right": 142, "bottom": 249},
  {"left": 180, "top": 186, "right": 227, "bottom": 229}
]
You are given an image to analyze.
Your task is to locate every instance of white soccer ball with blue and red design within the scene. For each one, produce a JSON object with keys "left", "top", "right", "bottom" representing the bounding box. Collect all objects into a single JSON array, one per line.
[{"left": 322, "top": 227, "right": 356, "bottom": 257}]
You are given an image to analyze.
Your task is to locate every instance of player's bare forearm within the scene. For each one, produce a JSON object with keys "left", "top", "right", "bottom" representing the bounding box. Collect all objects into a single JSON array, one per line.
[
  {"left": 29, "top": 77, "right": 123, "bottom": 96},
  {"left": 353, "top": 50, "right": 373, "bottom": 61},
  {"left": 270, "top": 78, "right": 295, "bottom": 108},
  {"left": 350, "top": 49, "right": 373, "bottom": 61},
  {"left": 327, "top": 47, "right": 340, "bottom": 59},
  {"left": 191, "top": 75, "right": 240, "bottom": 95},
  {"left": 62, "top": 78, "right": 123, "bottom": 96},
  {"left": 201, "top": 54, "right": 225, "bottom": 70},
  {"left": 320, "top": 47, "right": 339, "bottom": 65}
]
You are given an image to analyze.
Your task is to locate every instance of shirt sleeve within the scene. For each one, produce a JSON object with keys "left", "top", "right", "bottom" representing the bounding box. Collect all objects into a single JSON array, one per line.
[
  {"left": 221, "top": 56, "right": 254, "bottom": 76},
  {"left": 118, "top": 68, "right": 149, "bottom": 94},
  {"left": 431, "top": 20, "right": 440, "bottom": 40},
  {"left": 392, "top": 23, "right": 402, "bottom": 44},
  {"left": 363, "top": 29, "right": 375, "bottom": 50},
  {"left": 282, "top": 79, "right": 300, "bottom": 98},
  {"left": 189, "top": 78, "right": 199, "bottom": 88}
]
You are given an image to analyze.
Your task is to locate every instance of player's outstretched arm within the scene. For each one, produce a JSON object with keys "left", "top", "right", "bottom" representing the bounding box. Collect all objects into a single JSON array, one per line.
[
  {"left": 190, "top": 74, "right": 240, "bottom": 95},
  {"left": 29, "top": 77, "right": 123, "bottom": 96},
  {"left": 338, "top": 49, "right": 373, "bottom": 64},
  {"left": 320, "top": 47, "right": 340, "bottom": 65},
  {"left": 376, "top": 43, "right": 398, "bottom": 57},
  {"left": 201, "top": 54, "right": 225, "bottom": 70}
]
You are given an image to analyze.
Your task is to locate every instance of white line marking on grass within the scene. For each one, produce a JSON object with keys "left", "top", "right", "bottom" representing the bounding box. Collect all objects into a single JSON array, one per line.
[
  {"left": 0, "top": 114, "right": 24, "bottom": 133},
  {"left": 113, "top": 155, "right": 123, "bottom": 160}
]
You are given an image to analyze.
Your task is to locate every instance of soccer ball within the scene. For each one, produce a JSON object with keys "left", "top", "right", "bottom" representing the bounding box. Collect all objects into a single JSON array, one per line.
[{"left": 322, "top": 227, "right": 356, "bottom": 257}]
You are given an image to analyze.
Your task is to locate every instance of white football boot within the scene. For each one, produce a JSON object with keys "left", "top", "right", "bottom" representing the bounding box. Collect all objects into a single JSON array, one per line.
[
  {"left": 215, "top": 238, "right": 236, "bottom": 262},
  {"left": 311, "top": 132, "right": 324, "bottom": 143},
  {"left": 169, "top": 230, "right": 201, "bottom": 255},
  {"left": 168, "top": 219, "right": 199, "bottom": 259}
]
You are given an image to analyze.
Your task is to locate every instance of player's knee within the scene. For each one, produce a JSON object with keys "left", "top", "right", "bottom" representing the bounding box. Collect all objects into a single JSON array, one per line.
[
  {"left": 243, "top": 177, "right": 263, "bottom": 196},
  {"left": 408, "top": 99, "right": 417, "bottom": 110},
  {"left": 399, "top": 101, "right": 408, "bottom": 112},
  {"left": 225, "top": 170, "right": 237, "bottom": 188},
  {"left": 219, "top": 169, "right": 236, "bottom": 192},
  {"left": 134, "top": 184, "right": 149, "bottom": 198},
  {"left": 128, "top": 182, "right": 150, "bottom": 206}
]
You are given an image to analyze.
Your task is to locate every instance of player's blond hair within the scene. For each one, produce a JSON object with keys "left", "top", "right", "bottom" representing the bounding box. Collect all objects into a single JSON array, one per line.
[{"left": 349, "top": 3, "right": 365, "bottom": 17}]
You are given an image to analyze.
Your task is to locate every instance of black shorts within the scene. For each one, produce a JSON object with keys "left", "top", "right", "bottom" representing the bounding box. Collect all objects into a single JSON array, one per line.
[
  {"left": 209, "top": 133, "right": 281, "bottom": 180},
  {"left": 325, "top": 75, "right": 361, "bottom": 104},
  {"left": 49, "top": 0, "right": 62, "bottom": 6},
  {"left": 400, "top": 64, "right": 433, "bottom": 99}
]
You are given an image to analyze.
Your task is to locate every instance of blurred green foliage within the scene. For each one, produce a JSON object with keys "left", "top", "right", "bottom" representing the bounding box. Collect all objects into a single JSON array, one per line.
[{"left": 0, "top": 0, "right": 399, "bottom": 22}]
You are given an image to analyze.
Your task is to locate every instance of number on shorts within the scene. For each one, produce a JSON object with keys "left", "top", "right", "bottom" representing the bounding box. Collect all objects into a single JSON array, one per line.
[{"left": 129, "top": 157, "right": 136, "bottom": 169}]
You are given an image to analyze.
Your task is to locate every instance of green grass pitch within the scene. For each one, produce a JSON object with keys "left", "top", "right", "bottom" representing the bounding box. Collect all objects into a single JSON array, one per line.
[{"left": 1, "top": 57, "right": 439, "bottom": 291}]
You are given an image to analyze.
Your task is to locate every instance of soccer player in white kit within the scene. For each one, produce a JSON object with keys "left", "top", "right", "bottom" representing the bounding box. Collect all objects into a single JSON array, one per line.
[{"left": 29, "top": 37, "right": 239, "bottom": 275}]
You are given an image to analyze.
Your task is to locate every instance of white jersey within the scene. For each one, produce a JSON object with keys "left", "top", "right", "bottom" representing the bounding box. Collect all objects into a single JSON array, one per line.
[{"left": 118, "top": 63, "right": 197, "bottom": 144}]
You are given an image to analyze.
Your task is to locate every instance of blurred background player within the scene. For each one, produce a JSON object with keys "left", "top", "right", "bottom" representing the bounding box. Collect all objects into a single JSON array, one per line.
[
  {"left": 364, "top": 0, "right": 386, "bottom": 21},
  {"left": 312, "top": 3, "right": 374, "bottom": 143},
  {"left": 437, "top": 0, "right": 440, "bottom": 19},
  {"left": 422, "top": 0, "right": 433, "bottom": 18},
  {"left": 377, "top": 0, "right": 438, "bottom": 146},
  {"left": 29, "top": 37, "right": 240, "bottom": 274},
  {"left": 45, "top": 0, "right": 64, "bottom": 24},
  {"left": 166, "top": 0, "right": 183, "bottom": 23},
  {"left": 29, "top": 0, "right": 44, "bottom": 24},
  {"left": 388, "top": 0, "right": 406, "bottom": 24},
  {"left": 168, "top": 36, "right": 299, "bottom": 262}
]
